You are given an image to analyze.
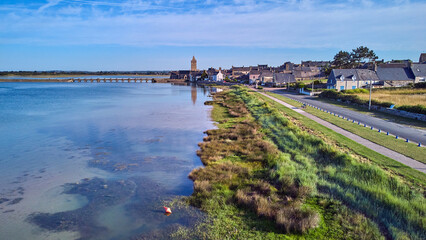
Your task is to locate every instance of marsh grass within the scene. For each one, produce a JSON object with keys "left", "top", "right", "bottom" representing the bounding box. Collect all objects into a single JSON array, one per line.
[
  {"left": 176, "top": 89, "right": 392, "bottom": 239},
  {"left": 235, "top": 87, "right": 425, "bottom": 239},
  {"left": 189, "top": 91, "right": 324, "bottom": 234}
]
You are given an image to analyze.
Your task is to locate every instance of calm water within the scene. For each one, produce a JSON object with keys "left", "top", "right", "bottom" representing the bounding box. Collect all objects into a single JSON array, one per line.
[
  {"left": 0, "top": 75, "right": 170, "bottom": 79},
  {"left": 0, "top": 82, "right": 214, "bottom": 240}
]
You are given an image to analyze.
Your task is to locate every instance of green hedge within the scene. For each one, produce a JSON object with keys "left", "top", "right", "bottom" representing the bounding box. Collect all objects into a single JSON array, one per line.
[
  {"left": 414, "top": 82, "right": 426, "bottom": 89},
  {"left": 397, "top": 105, "right": 426, "bottom": 115},
  {"left": 341, "top": 88, "right": 369, "bottom": 94},
  {"left": 372, "top": 82, "right": 426, "bottom": 92}
]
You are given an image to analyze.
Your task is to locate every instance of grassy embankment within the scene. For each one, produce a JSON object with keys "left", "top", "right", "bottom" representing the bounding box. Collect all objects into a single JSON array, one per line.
[
  {"left": 265, "top": 92, "right": 426, "bottom": 164},
  {"left": 258, "top": 92, "right": 426, "bottom": 186},
  {"left": 174, "top": 87, "right": 425, "bottom": 239}
]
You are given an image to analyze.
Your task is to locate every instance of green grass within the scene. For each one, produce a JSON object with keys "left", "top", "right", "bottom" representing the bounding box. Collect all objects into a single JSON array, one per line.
[
  {"left": 176, "top": 90, "right": 387, "bottom": 239},
  {"left": 256, "top": 92, "right": 426, "bottom": 186},
  {"left": 238, "top": 88, "right": 425, "bottom": 239},
  {"left": 174, "top": 88, "right": 425, "bottom": 239},
  {"left": 265, "top": 92, "right": 426, "bottom": 164}
]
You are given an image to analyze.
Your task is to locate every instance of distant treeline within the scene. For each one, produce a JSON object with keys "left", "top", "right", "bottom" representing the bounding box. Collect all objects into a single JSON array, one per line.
[{"left": 0, "top": 71, "right": 170, "bottom": 76}]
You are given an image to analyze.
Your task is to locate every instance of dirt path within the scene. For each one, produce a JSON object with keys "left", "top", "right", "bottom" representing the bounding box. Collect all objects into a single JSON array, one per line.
[{"left": 256, "top": 90, "right": 426, "bottom": 173}]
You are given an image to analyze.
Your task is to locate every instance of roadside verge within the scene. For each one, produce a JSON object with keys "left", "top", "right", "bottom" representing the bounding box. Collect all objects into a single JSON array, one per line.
[{"left": 254, "top": 90, "right": 426, "bottom": 175}]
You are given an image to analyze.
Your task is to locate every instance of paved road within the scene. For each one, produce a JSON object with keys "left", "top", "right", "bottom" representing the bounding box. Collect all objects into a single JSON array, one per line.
[
  {"left": 257, "top": 91, "right": 426, "bottom": 173},
  {"left": 269, "top": 90, "right": 426, "bottom": 145}
]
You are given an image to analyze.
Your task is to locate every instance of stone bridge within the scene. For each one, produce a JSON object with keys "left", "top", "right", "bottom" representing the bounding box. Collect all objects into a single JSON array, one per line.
[{"left": 72, "top": 78, "right": 153, "bottom": 83}]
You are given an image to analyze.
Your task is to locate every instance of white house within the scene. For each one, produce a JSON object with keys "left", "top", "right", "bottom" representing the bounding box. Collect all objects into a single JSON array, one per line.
[{"left": 216, "top": 68, "right": 224, "bottom": 81}]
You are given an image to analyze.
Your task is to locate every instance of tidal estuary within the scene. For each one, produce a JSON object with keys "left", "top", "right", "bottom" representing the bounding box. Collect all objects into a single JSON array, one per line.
[{"left": 0, "top": 82, "right": 214, "bottom": 239}]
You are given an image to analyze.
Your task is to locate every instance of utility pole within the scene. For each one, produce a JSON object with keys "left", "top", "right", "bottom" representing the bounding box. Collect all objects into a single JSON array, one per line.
[
  {"left": 369, "top": 61, "right": 377, "bottom": 110},
  {"left": 368, "top": 80, "right": 372, "bottom": 110},
  {"left": 345, "top": 76, "right": 347, "bottom": 91},
  {"left": 312, "top": 79, "right": 314, "bottom": 96}
]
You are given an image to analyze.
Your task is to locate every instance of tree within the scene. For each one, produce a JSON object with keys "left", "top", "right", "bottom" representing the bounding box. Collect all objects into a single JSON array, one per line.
[
  {"left": 201, "top": 70, "right": 208, "bottom": 80},
  {"left": 296, "top": 82, "right": 305, "bottom": 89},
  {"left": 323, "top": 63, "right": 332, "bottom": 76},
  {"left": 332, "top": 46, "right": 379, "bottom": 69},
  {"left": 351, "top": 46, "right": 378, "bottom": 66},
  {"left": 333, "top": 51, "right": 352, "bottom": 69}
]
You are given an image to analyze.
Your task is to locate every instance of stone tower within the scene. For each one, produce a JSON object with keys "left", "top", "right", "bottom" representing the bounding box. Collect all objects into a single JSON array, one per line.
[{"left": 191, "top": 56, "right": 197, "bottom": 72}]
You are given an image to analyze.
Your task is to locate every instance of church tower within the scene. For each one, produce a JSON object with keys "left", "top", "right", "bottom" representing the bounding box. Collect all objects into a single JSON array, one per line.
[{"left": 191, "top": 56, "right": 197, "bottom": 72}]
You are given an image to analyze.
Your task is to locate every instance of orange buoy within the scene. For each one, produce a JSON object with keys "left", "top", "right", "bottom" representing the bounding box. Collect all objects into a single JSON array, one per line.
[{"left": 163, "top": 206, "right": 172, "bottom": 214}]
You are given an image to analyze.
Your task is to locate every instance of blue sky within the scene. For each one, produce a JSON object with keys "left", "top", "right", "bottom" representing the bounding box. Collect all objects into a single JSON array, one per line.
[{"left": 0, "top": 0, "right": 425, "bottom": 71}]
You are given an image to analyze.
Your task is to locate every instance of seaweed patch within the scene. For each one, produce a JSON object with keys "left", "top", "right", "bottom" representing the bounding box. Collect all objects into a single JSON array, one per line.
[
  {"left": 28, "top": 178, "right": 136, "bottom": 239},
  {"left": 7, "top": 197, "right": 23, "bottom": 205}
]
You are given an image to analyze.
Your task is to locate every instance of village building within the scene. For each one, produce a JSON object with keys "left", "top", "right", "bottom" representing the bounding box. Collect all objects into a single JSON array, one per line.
[
  {"left": 207, "top": 67, "right": 218, "bottom": 81},
  {"left": 232, "top": 66, "right": 251, "bottom": 78},
  {"left": 206, "top": 67, "right": 225, "bottom": 82},
  {"left": 327, "top": 69, "right": 379, "bottom": 91},
  {"left": 248, "top": 70, "right": 260, "bottom": 84},
  {"left": 257, "top": 64, "right": 269, "bottom": 70},
  {"left": 273, "top": 73, "right": 296, "bottom": 87},
  {"left": 419, "top": 53, "right": 426, "bottom": 63},
  {"left": 170, "top": 70, "right": 191, "bottom": 80},
  {"left": 170, "top": 56, "right": 201, "bottom": 81},
  {"left": 259, "top": 70, "right": 274, "bottom": 84},
  {"left": 301, "top": 61, "right": 330, "bottom": 67},
  {"left": 190, "top": 71, "right": 203, "bottom": 81},
  {"left": 356, "top": 69, "right": 380, "bottom": 87},
  {"left": 293, "top": 66, "right": 323, "bottom": 80},
  {"left": 410, "top": 64, "right": 426, "bottom": 82},
  {"left": 191, "top": 56, "right": 197, "bottom": 72},
  {"left": 377, "top": 65, "right": 416, "bottom": 87},
  {"left": 216, "top": 68, "right": 224, "bottom": 81},
  {"left": 279, "top": 62, "right": 295, "bottom": 73}
]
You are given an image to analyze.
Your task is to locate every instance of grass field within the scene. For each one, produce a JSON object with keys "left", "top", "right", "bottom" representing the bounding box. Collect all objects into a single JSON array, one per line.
[
  {"left": 353, "top": 89, "right": 426, "bottom": 107},
  {"left": 265, "top": 92, "right": 426, "bottom": 164},
  {"left": 174, "top": 87, "right": 425, "bottom": 239}
]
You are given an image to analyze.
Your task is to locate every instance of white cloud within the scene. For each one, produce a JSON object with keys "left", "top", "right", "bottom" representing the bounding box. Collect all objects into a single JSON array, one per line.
[
  {"left": 0, "top": 0, "right": 425, "bottom": 51},
  {"left": 38, "top": 0, "right": 63, "bottom": 12},
  {"left": 57, "top": 6, "right": 83, "bottom": 15}
]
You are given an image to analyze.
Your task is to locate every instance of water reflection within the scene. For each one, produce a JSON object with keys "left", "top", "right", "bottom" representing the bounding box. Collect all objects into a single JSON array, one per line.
[
  {"left": 0, "top": 82, "right": 214, "bottom": 240},
  {"left": 191, "top": 85, "right": 197, "bottom": 105}
]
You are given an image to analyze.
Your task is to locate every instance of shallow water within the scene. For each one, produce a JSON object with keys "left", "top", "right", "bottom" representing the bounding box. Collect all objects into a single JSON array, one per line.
[
  {"left": 0, "top": 82, "right": 213, "bottom": 239},
  {"left": 0, "top": 75, "right": 169, "bottom": 79}
]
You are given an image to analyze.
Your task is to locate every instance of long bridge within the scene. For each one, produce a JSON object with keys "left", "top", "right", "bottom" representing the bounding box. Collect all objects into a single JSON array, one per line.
[
  {"left": 0, "top": 77, "right": 185, "bottom": 83},
  {"left": 72, "top": 78, "right": 155, "bottom": 83}
]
